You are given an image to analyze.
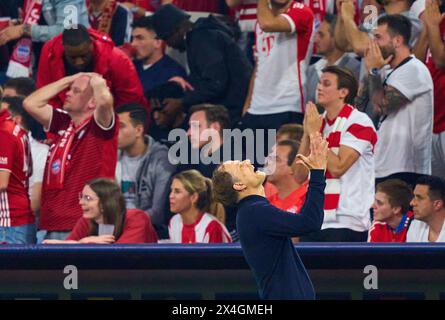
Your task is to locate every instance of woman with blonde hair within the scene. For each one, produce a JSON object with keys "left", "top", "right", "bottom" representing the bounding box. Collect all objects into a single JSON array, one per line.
[{"left": 168, "top": 170, "right": 231, "bottom": 243}]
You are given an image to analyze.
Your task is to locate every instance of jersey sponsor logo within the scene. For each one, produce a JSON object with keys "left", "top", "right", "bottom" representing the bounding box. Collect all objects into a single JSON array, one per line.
[
  {"left": 260, "top": 32, "right": 276, "bottom": 57},
  {"left": 0, "top": 157, "right": 7, "bottom": 165},
  {"left": 51, "top": 159, "right": 61, "bottom": 175}
]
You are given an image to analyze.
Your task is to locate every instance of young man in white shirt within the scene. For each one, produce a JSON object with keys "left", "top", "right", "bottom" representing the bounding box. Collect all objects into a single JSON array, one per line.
[
  {"left": 364, "top": 14, "right": 434, "bottom": 188},
  {"left": 296, "top": 65, "right": 377, "bottom": 241},
  {"left": 240, "top": 0, "right": 315, "bottom": 130},
  {"left": 407, "top": 175, "right": 445, "bottom": 242}
]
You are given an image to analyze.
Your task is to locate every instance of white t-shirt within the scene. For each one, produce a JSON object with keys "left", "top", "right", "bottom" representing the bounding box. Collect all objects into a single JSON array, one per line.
[
  {"left": 322, "top": 108, "right": 377, "bottom": 232},
  {"left": 28, "top": 134, "right": 49, "bottom": 194},
  {"left": 374, "top": 56, "right": 434, "bottom": 178},
  {"left": 248, "top": 2, "right": 314, "bottom": 115},
  {"left": 407, "top": 219, "right": 445, "bottom": 242},
  {"left": 120, "top": 154, "right": 143, "bottom": 209}
]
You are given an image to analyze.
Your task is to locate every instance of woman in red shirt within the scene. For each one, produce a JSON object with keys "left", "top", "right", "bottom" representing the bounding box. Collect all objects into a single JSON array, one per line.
[{"left": 43, "top": 178, "right": 158, "bottom": 244}]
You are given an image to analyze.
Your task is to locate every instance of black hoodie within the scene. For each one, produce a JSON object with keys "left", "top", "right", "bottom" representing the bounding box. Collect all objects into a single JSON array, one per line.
[{"left": 182, "top": 15, "right": 253, "bottom": 124}]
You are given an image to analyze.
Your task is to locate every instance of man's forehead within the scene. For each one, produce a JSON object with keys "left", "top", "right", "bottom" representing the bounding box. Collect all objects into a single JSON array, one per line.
[
  {"left": 318, "top": 21, "right": 330, "bottom": 32},
  {"left": 320, "top": 72, "right": 336, "bottom": 81},
  {"left": 375, "top": 191, "right": 389, "bottom": 201},
  {"left": 64, "top": 42, "right": 91, "bottom": 55},
  {"left": 414, "top": 185, "right": 429, "bottom": 194},
  {"left": 220, "top": 160, "right": 240, "bottom": 170},
  {"left": 132, "top": 27, "right": 154, "bottom": 36},
  {"left": 373, "top": 24, "right": 386, "bottom": 35},
  {"left": 72, "top": 76, "right": 90, "bottom": 89}
]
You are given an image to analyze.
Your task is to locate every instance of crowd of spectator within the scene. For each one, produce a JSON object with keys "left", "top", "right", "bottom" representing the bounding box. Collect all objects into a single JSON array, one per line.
[{"left": 0, "top": 0, "right": 444, "bottom": 245}]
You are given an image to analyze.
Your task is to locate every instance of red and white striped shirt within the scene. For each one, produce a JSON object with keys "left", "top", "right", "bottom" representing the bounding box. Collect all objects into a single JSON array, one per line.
[
  {"left": 321, "top": 105, "right": 377, "bottom": 232},
  {"left": 0, "top": 119, "right": 34, "bottom": 227},
  {"left": 235, "top": 0, "right": 258, "bottom": 32},
  {"left": 168, "top": 212, "right": 232, "bottom": 244},
  {"left": 248, "top": 2, "right": 314, "bottom": 115}
]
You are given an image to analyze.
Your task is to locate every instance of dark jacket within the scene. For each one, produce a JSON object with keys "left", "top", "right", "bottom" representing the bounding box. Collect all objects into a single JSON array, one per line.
[
  {"left": 183, "top": 15, "right": 252, "bottom": 123},
  {"left": 236, "top": 170, "right": 326, "bottom": 300}
]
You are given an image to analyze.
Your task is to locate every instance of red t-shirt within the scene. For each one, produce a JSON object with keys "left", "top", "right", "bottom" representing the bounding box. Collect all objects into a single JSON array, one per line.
[
  {"left": 0, "top": 120, "right": 34, "bottom": 227},
  {"left": 40, "top": 109, "right": 119, "bottom": 231},
  {"left": 425, "top": 17, "right": 445, "bottom": 134},
  {"left": 267, "top": 181, "right": 308, "bottom": 214},
  {"left": 368, "top": 211, "right": 414, "bottom": 243},
  {"left": 67, "top": 209, "right": 158, "bottom": 243}
]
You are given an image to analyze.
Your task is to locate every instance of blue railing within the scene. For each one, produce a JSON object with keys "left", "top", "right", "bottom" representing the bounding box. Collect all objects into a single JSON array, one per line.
[{"left": 0, "top": 243, "right": 444, "bottom": 270}]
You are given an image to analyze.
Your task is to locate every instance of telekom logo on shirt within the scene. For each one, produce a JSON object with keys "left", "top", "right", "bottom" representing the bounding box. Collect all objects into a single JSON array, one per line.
[
  {"left": 0, "top": 157, "right": 7, "bottom": 165},
  {"left": 260, "top": 32, "right": 275, "bottom": 57}
]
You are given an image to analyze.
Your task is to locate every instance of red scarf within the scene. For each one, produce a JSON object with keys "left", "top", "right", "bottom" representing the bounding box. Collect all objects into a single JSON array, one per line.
[
  {"left": 87, "top": 0, "right": 118, "bottom": 36},
  {"left": 6, "top": 0, "right": 43, "bottom": 78},
  {"left": 320, "top": 104, "right": 354, "bottom": 222},
  {"left": 45, "top": 117, "right": 91, "bottom": 190}
]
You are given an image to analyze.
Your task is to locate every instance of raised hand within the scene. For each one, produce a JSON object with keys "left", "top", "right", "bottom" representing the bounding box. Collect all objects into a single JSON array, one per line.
[
  {"left": 364, "top": 40, "right": 393, "bottom": 71},
  {"left": 295, "top": 132, "right": 328, "bottom": 170},
  {"left": 341, "top": 0, "right": 356, "bottom": 20},
  {"left": 424, "top": 0, "right": 444, "bottom": 28},
  {"left": 304, "top": 102, "right": 323, "bottom": 135}
]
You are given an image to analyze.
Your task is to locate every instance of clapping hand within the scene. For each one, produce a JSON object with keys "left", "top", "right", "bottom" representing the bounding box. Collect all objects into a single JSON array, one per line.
[
  {"left": 424, "top": 0, "right": 445, "bottom": 28},
  {"left": 295, "top": 132, "right": 328, "bottom": 170},
  {"left": 303, "top": 101, "right": 323, "bottom": 135},
  {"left": 364, "top": 40, "right": 393, "bottom": 71}
]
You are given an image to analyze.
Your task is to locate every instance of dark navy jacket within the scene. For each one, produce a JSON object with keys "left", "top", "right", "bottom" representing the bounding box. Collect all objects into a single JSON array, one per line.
[
  {"left": 134, "top": 55, "right": 187, "bottom": 94},
  {"left": 183, "top": 15, "right": 253, "bottom": 123},
  {"left": 236, "top": 170, "right": 326, "bottom": 300}
]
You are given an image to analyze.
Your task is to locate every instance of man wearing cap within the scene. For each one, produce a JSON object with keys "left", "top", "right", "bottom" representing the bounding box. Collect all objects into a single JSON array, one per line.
[{"left": 151, "top": 4, "right": 253, "bottom": 125}]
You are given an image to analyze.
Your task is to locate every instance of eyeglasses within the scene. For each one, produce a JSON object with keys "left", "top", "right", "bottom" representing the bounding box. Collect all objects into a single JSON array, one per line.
[{"left": 78, "top": 193, "right": 98, "bottom": 202}]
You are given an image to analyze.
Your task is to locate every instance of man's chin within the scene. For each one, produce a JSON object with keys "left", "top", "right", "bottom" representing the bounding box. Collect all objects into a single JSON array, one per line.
[{"left": 257, "top": 171, "right": 267, "bottom": 184}]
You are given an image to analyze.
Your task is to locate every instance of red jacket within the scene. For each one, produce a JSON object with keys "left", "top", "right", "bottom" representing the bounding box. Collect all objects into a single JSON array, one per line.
[
  {"left": 36, "top": 29, "right": 148, "bottom": 111},
  {"left": 66, "top": 209, "right": 158, "bottom": 244}
]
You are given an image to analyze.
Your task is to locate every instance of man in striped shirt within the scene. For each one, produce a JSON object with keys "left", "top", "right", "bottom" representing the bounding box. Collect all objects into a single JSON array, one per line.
[{"left": 296, "top": 66, "right": 377, "bottom": 242}]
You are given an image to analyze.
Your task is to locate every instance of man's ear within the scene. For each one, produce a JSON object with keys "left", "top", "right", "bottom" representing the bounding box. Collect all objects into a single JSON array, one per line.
[
  {"left": 339, "top": 88, "right": 349, "bottom": 100},
  {"left": 433, "top": 199, "right": 445, "bottom": 211},
  {"left": 136, "top": 123, "right": 145, "bottom": 137},
  {"left": 233, "top": 182, "right": 246, "bottom": 192},
  {"left": 392, "top": 206, "right": 402, "bottom": 216},
  {"left": 209, "top": 121, "right": 221, "bottom": 133},
  {"left": 87, "top": 98, "right": 96, "bottom": 111},
  {"left": 155, "top": 38, "right": 164, "bottom": 50}
]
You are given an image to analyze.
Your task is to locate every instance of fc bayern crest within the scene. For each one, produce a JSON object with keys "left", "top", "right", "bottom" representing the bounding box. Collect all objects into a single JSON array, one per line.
[
  {"left": 12, "top": 38, "right": 32, "bottom": 64},
  {"left": 51, "top": 159, "right": 61, "bottom": 175}
]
